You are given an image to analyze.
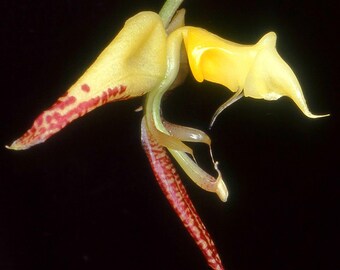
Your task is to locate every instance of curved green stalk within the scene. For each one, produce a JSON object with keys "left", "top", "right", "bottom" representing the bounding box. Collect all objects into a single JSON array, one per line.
[
  {"left": 159, "top": 0, "right": 184, "bottom": 27},
  {"left": 144, "top": 27, "right": 228, "bottom": 201},
  {"left": 145, "top": 30, "right": 182, "bottom": 134}
]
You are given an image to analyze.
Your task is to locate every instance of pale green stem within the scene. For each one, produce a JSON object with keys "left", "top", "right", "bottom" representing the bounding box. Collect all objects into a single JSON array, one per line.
[
  {"left": 159, "top": 0, "right": 184, "bottom": 27},
  {"left": 144, "top": 28, "right": 228, "bottom": 201},
  {"left": 144, "top": 1, "right": 229, "bottom": 200},
  {"left": 145, "top": 29, "right": 182, "bottom": 134}
]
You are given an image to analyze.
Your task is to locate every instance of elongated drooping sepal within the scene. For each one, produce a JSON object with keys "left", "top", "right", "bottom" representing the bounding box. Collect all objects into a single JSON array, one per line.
[
  {"left": 141, "top": 118, "right": 224, "bottom": 270},
  {"left": 7, "top": 11, "right": 167, "bottom": 150}
]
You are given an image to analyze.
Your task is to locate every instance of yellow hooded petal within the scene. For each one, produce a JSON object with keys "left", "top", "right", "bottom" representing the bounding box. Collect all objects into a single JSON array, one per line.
[
  {"left": 182, "top": 26, "right": 256, "bottom": 92},
  {"left": 244, "top": 32, "right": 329, "bottom": 118},
  {"left": 182, "top": 27, "right": 329, "bottom": 118},
  {"left": 7, "top": 11, "right": 167, "bottom": 150}
]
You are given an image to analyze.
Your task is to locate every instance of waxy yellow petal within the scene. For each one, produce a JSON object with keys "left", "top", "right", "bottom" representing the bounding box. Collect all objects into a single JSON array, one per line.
[
  {"left": 182, "top": 27, "right": 328, "bottom": 118},
  {"left": 7, "top": 11, "right": 167, "bottom": 150}
]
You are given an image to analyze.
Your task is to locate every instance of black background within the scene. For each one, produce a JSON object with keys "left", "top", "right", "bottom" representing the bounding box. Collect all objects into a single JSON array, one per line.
[{"left": 1, "top": 0, "right": 338, "bottom": 269}]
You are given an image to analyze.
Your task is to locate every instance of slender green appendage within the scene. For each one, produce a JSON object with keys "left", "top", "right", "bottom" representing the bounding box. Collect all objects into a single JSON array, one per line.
[
  {"left": 159, "top": 0, "right": 184, "bottom": 27},
  {"left": 143, "top": 1, "right": 228, "bottom": 201},
  {"left": 144, "top": 27, "right": 228, "bottom": 201},
  {"left": 144, "top": 29, "right": 183, "bottom": 141},
  {"left": 210, "top": 88, "right": 244, "bottom": 128},
  {"left": 163, "top": 120, "right": 211, "bottom": 145}
]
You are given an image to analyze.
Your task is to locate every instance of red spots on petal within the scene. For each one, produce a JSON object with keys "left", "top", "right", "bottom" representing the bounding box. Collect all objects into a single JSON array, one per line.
[
  {"left": 81, "top": 84, "right": 91, "bottom": 93},
  {"left": 53, "top": 112, "right": 62, "bottom": 121},
  {"left": 141, "top": 119, "right": 225, "bottom": 270},
  {"left": 46, "top": 115, "right": 52, "bottom": 124},
  {"left": 8, "top": 85, "right": 128, "bottom": 150},
  {"left": 107, "top": 87, "right": 118, "bottom": 97},
  {"left": 60, "top": 95, "right": 76, "bottom": 109},
  {"left": 36, "top": 115, "right": 44, "bottom": 126},
  {"left": 67, "top": 95, "right": 76, "bottom": 104},
  {"left": 119, "top": 86, "right": 126, "bottom": 94},
  {"left": 51, "top": 95, "right": 77, "bottom": 111},
  {"left": 102, "top": 91, "right": 108, "bottom": 104},
  {"left": 39, "top": 127, "right": 46, "bottom": 134}
]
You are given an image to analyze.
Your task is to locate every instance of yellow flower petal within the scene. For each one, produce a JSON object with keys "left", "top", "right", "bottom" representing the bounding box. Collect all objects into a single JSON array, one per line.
[
  {"left": 7, "top": 11, "right": 168, "bottom": 150},
  {"left": 182, "top": 27, "right": 329, "bottom": 118}
]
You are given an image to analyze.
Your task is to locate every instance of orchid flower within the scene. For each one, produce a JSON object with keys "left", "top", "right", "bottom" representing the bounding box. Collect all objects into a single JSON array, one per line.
[{"left": 6, "top": 0, "right": 328, "bottom": 269}]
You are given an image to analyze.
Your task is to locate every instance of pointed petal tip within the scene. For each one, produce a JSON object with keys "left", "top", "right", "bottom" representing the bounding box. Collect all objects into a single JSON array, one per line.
[
  {"left": 5, "top": 141, "right": 18, "bottom": 150},
  {"left": 304, "top": 112, "right": 330, "bottom": 119},
  {"left": 5, "top": 144, "right": 22, "bottom": 151},
  {"left": 310, "top": 114, "right": 330, "bottom": 119},
  {"left": 5, "top": 140, "right": 31, "bottom": 151}
]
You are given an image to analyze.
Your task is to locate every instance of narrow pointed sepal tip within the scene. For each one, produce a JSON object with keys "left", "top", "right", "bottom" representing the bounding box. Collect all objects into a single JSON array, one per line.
[
  {"left": 304, "top": 111, "right": 330, "bottom": 119},
  {"left": 5, "top": 140, "right": 29, "bottom": 151}
]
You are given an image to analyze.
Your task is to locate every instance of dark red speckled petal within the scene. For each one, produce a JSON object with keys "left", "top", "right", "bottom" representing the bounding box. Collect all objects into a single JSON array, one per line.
[
  {"left": 141, "top": 118, "right": 224, "bottom": 270},
  {"left": 7, "top": 85, "right": 128, "bottom": 150}
]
